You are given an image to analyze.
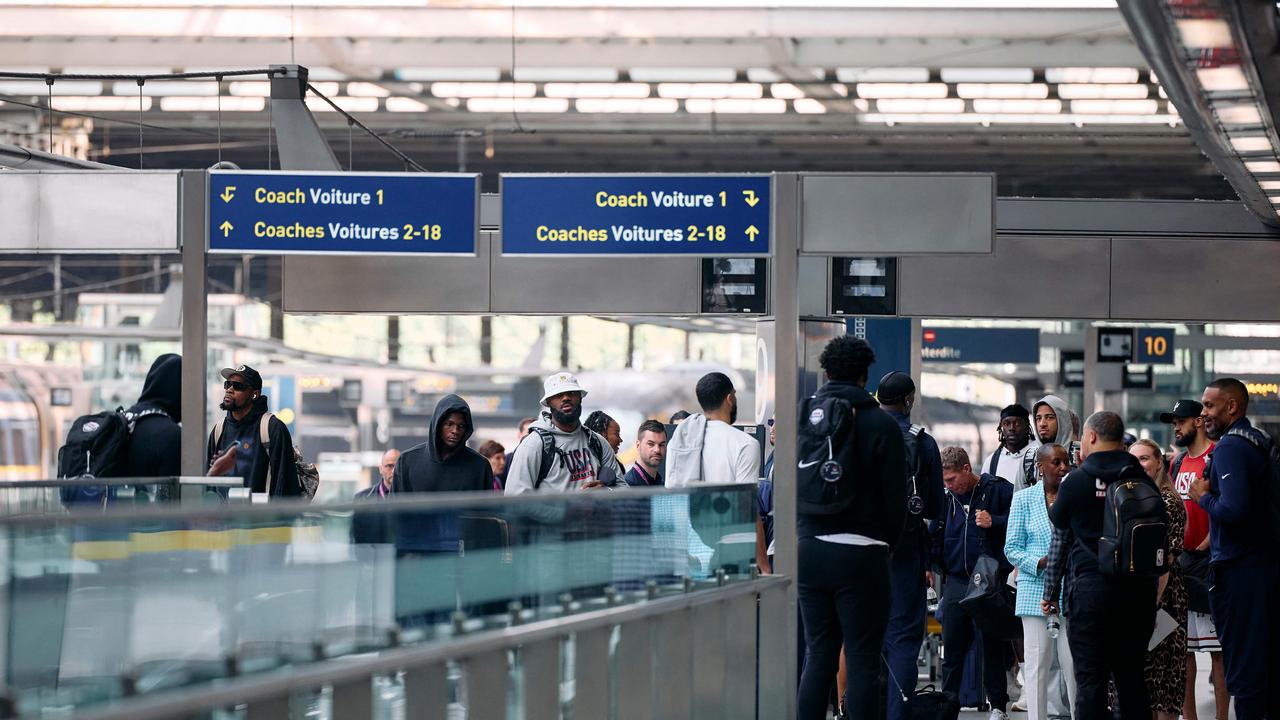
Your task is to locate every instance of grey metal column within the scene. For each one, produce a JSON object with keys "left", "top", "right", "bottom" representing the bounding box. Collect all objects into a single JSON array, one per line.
[
  {"left": 691, "top": 601, "right": 728, "bottom": 720},
  {"left": 463, "top": 650, "right": 508, "bottom": 719},
  {"left": 179, "top": 170, "right": 208, "bottom": 477},
  {"left": 722, "top": 589, "right": 757, "bottom": 719},
  {"left": 770, "top": 172, "right": 801, "bottom": 720},
  {"left": 616, "top": 618, "right": 653, "bottom": 720},
  {"left": 244, "top": 695, "right": 290, "bottom": 720},
  {"left": 522, "top": 638, "right": 561, "bottom": 720},
  {"left": 573, "top": 627, "right": 611, "bottom": 720},
  {"left": 269, "top": 65, "right": 341, "bottom": 171},
  {"left": 403, "top": 661, "right": 449, "bottom": 717},
  {"left": 1083, "top": 324, "right": 1100, "bottom": 415},
  {"left": 331, "top": 677, "right": 374, "bottom": 720},
  {"left": 653, "top": 606, "right": 693, "bottom": 720},
  {"left": 757, "top": 580, "right": 791, "bottom": 719}
]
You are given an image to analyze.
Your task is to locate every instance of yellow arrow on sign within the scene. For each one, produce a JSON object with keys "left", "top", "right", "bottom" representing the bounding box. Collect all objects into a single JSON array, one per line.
[
  {"left": 742, "top": 190, "right": 759, "bottom": 207},
  {"left": 219, "top": 220, "right": 233, "bottom": 237},
  {"left": 220, "top": 186, "right": 236, "bottom": 203},
  {"left": 745, "top": 225, "right": 759, "bottom": 241}
]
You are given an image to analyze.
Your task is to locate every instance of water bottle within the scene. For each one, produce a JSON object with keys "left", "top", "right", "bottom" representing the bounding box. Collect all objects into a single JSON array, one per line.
[{"left": 1046, "top": 613, "right": 1061, "bottom": 639}]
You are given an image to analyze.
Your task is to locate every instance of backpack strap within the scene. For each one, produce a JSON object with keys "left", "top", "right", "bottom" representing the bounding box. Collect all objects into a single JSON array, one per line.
[
  {"left": 211, "top": 417, "right": 227, "bottom": 452},
  {"left": 1171, "top": 452, "right": 1186, "bottom": 481},
  {"left": 260, "top": 412, "right": 275, "bottom": 495},
  {"left": 584, "top": 427, "right": 607, "bottom": 481},
  {"left": 987, "top": 450, "right": 1000, "bottom": 477},
  {"left": 529, "top": 427, "right": 558, "bottom": 488}
]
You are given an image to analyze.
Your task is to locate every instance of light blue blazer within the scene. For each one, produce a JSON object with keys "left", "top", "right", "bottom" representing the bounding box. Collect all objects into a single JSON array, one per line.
[{"left": 1003, "top": 483, "right": 1060, "bottom": 617}]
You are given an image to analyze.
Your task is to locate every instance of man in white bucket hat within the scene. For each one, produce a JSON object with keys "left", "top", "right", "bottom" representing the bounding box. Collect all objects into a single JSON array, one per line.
[{"left": 504, "top": 371, "right": 623, "bottom": 495}]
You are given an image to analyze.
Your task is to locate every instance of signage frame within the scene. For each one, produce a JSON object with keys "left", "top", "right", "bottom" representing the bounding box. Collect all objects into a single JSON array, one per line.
[
  {"left": 498, "top": 172, "right": 773, "bottom": 258},
  {"left": 207, "top": 169, "right": 481, "bottom": 257}
]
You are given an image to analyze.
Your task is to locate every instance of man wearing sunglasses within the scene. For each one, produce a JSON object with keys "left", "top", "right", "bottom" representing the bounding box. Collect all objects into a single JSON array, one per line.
[{"left": 206, "top": 364, "right": 303, "bottom": 497}]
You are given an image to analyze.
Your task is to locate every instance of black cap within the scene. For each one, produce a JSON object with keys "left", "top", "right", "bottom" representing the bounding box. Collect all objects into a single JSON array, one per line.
[
  {"left": 1158, "top": 399, "right": 1202, "bottom": 424},
  {"left": 1000, "top": 404, "right": 1030, "bottom": 422},
  {"left": 876, "top": 371, "right": 916, "bottom": 405},
  {"left": 220, "top": 364, "right": 263, "bottom": 390}
]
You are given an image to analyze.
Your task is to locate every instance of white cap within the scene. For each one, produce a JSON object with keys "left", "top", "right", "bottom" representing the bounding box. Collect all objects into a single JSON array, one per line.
[{"left": 541, "top": 371, "right": 588, "bottom": 405}]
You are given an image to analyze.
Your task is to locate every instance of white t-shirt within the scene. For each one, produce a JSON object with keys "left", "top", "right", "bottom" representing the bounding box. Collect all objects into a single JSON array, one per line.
[
  {"left": 700, "top": 420, "right": 762, "bottom": 485},
  {"left": 982, "top": 442, "right": 1038, "bottom": 491}
]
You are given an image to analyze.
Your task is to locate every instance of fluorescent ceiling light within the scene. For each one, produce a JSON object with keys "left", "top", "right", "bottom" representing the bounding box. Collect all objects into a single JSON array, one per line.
[
  {"left": 658, "top": 83, "right": 762, "bottom": 99},
  {"left": 794, "top": 98, "right": 827, "bottom": 114},
  {"left": 957, "top": 83, "right": 1048, "bottom": 99},
  {"left": 1197, "top": 66, "right": 1249, "bottom": 92},
  {"left": 940, "top": 68, "right": 1034, "bottom": 83},
  {"left": 1177, "top": 19, "right": 1234, "bottom": 49},
  {"left": 1216, "top": 103, "right": 1263, "bottom": 125},
  {"left": 1230, "top": 136, "right": 1272, "bottom": 153},
  {"left": 630, "top": 68, "right": 736, "bottom": 83},
  {"left": 514, "top": 68, "right": 618, "bottom": 82},
  {"left": 770, "top": 83, "right": 805, "bottom": 100},
  {"left": 1245, "top": 160, "right": 1280, "bottom": 173},
  {"left": 1259, "top": 180, "right": 1280, "bottom": 190},
  {"left": 973, "top": 99, "right": 1062, "bottom": 113},
  {"left": 51, "top": 96, "right": 151, "bottom": 111},
  {"left": 385, "top": 97, "right": 428, "bottom": 112},
  {"left": 1070, "top": 99, "right": 1158, "bottom": 114},
  {"left": 875, "top": 98, "right": 965, "bottom": 113},
  {"left": 346, "top": 82, "right": 391, "bottom": 98},
  {"left": 685, "top": 98, "right": 786, "bottom": 113},
  {"left": 749, "top": 68, "right": 824, "bottom": 84},
  {"left": 305, "top": 97, "right": 379, "bottom": 113},
  {"left": 396, "top": 68, "right": 501, "bottom": 82},
  {"left": 229, "top": 81, "right": 269, "bottom": 97},
  {"left": 61, "top": 66, "right": 168, "bottom": 76},
  {"left": 545, "top": 83, "right": 650, "bottom": 99},
  {"left": 0, "top": 80, "right": 102, "bottom": 96},
  {"left": 861, "top": 112, "right": 1179, "bottom": 125},
  {"left": 1045, "top": 67, "right": 1140, "bottom": 84},
  {"left": 304, "top": 67, "right": 349, "bottom": 81},
  {"left": 467, "top": 98, "right": 569, "bottom": 113},
  {"left": 115, "top": 81, "right": 215, "bottom": 97},
  {"left": 838, "top": 67, "right": 930, "bottom": 83},
  {"left": 575, "top": 98, "right": 677, "bottom": 113},
  {"left": 857, "top": 83, "right": 948, "bottom": 99},
  {"left": 159, "top": 96, "right": 264, "bottom": 112},
  {"left": 433, "top": 82, "right": 536, "bottom": 98},
  {"left": 1056, "top": 83, "right": 1148, "bottom": 99}
]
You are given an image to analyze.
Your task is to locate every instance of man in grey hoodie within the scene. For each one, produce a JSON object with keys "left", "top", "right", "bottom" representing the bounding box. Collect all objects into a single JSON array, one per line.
[
  {"left": 504, "top": 372, "right": 623, "bottom": 495},
  {"left": 1024, "top": 394, "right": 1081, "bottom": 484}
]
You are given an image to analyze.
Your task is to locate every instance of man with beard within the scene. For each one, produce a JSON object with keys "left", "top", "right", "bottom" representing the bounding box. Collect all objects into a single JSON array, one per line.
[
  {"left": 1189, "top": 379, "right": 1280, "bottom": 720},
  {"left": 505, "top": 372, "right": 622, "bottom": 494},
  {"left": 206, "top": 364, "right": 302, "bottom": 497},
  {"left": 1158, "top": 400, "right": 1227, "bottom": 720},
  {"left": 1024, "top": 395, "right": 1080, "bottom": 482},
  {"left": 625, "top": 420, "right": 667, "bottom": 488},
  {"left": 982, "top": 404, "right": 1038, "bottom": 491},
  {"left": 666, "top": 371, "right": 760, "bottom": 487}
]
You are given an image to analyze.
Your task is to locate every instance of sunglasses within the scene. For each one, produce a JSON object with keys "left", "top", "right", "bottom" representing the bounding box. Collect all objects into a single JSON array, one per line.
[{"left": 223, "top": 380, "right": 251, "bottom": 391}]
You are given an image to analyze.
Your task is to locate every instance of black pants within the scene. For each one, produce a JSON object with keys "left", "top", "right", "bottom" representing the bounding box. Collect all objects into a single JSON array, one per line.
[
  {"left": 883, "top": 532, "right": 929, "bottom": 720},
  {"left": 1210, "top": 560, "right": 1280, "bottom": 720},
  {"left": 1066, "top": 574, "right": 1155, "bottom": 720},
  {"left": 940, "top": 576, "right": 1009, "bottom": 712},
  {"left": 797, "top": 537, "right": 891, "bottom": 720}
]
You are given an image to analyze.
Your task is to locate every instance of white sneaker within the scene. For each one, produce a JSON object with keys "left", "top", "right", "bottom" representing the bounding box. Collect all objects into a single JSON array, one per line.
[{"left": 990, "top": 710, "right": 1010, "bottom": 720}]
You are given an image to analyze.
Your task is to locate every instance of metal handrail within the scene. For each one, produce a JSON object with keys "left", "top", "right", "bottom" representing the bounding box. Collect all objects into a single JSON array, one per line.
[{"left": 66, "top": 575, "right": 789, "bottom": 720}]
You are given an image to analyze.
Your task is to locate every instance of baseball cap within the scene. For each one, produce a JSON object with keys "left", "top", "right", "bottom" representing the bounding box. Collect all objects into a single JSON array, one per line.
[
  {"left": 220, "top": 364, "right": 263, "bottom": 390},
  {"left": 876, "top": 371, "right": 916, "bottom": 405},
  {"left": 1158, "top": 399, "right": 1203, "bottom": 424},
  {"left": 541, "top": 371, "right": 588, "bottom": 405}
]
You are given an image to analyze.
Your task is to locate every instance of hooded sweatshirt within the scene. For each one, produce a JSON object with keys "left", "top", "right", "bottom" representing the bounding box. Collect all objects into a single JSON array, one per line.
[
  {"left": 1049, "top": 449, "right": 1160, "bottom": 577},
  {"left": 504, "top": 413, "right": 622, "bottom": 495},
  {"left": 391, "top": 395, "right": 493, "bottom": 553},
  {"left": 936, "top": 472, "right": 1013, "bottom": 579},
  {"left": 1023, "top": 394, "right": 1080, "bottom": 484},
  {"left": 124, "top": 353, "right": 182, "bottom": 478},
  {"left": 206, "top": 394, "right": 301, "bottom": 497}
]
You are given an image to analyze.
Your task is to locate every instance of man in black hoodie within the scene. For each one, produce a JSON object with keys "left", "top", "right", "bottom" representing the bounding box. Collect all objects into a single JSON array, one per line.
[
  {"left": 796, "top": 336, "right": 907, "bottom": 720},
  {"left": 206, "top": 364, "right": 302, "bottom": 497},
  {"left": 125, "top": 353, "right": 182, "bottom": 480},
  {"left": 1044, "top": 411, "right": 1161, "bottom": 720},
  {"left": 391, "top": 394, "right": 494, "bottom": 550}
]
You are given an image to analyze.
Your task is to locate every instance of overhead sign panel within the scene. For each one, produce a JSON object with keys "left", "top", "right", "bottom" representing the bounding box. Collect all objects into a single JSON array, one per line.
[
  {"left": 208, "top": 170, "right": 479, "bottom": 255},
  {"left": 921, "top": 327, "right": 1040, "bottom": 364},
  {"left": 1134, "top": 327, "right": 1176, "bottom": 364},
  {"left": 500, "top": 174, "right": 770, "bottom": 256}
]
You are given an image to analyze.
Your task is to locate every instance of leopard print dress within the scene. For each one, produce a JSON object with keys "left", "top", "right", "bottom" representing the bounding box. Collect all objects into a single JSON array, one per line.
[{"left": 1144, "top": 490, "right": 1188, "bottom": 714}]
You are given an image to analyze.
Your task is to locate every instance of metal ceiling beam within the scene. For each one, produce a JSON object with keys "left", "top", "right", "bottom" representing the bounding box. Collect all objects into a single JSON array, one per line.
[
  {"left": 0, "top": 142, "right": 116, "bottom": 170},
  {"left": 1118, "top": 0, "right": 1279, "bottom": 226}
]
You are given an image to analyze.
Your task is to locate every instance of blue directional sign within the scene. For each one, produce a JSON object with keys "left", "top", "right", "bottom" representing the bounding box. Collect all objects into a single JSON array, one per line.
[
  {"left": 500, "top": 174, "right": 770, "bottom": 256},
  {"left": 1134, "top": 327, "right": 1176, "bottom": 365},
  {"left": 208, "top": 171, "right": 478, "bottom": 255},
  {"left": 921, "top": 327, "right": 1041, "bottom": 364}
]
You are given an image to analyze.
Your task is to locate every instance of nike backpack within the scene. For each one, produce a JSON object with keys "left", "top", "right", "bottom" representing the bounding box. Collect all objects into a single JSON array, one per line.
[{"left": 796, "top": 393, "right": 859, "bottom": 515}]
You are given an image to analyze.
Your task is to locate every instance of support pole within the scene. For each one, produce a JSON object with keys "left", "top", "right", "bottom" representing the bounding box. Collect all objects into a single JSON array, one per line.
[
  {"left": 1084, "top": 324, "right": 1100, "bottom": 416},
  {"left": 180, "top": 170, "right": 209, "bottom": 477},
  {"left": 770, "top": 172, "right": 800, "bottom": 720}
]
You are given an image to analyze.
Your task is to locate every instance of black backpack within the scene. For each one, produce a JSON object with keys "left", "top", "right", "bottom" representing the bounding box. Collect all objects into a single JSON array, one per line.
[
  {"left": 529, "top": 426, "right": 606, "bottom": 487},
  {"left": 902, "top": 425, "right": 927, "bottom": 530},
  {"left": 796, "top": 393, "right": 858, "bottom": 514},
  {"left": 56, "top": 407, "right": 166, "bottom": 505},
  {"left": 1098, "top": 465, "right": 1169, "bottom": 578},
  {"left": 1219, "top": 426, "right": 1280, "bottom": 546}
]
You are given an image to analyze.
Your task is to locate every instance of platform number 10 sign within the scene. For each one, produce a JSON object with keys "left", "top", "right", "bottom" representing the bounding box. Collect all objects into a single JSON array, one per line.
[{"left": 1134, "top": 328, "right": 1176, "bottom": 365}]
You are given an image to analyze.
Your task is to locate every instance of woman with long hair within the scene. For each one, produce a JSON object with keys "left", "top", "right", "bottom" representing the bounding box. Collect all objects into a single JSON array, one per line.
[{"left": 1130, "top": 438, "right": 1188, "bottom": 720}]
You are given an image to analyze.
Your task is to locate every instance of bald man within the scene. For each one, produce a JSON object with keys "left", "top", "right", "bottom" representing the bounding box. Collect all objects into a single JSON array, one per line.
[
  {"left": 1189, "top": 378, "right": 1279, "bottom": 720},
  {"left": 352, "top": 449, "right": 399, "bottom": 544}
]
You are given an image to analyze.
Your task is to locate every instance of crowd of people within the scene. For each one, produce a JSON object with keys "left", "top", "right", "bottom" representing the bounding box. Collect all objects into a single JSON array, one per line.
[{"left": 103, "top": 346, "right": 1280, "bottom": 720}]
